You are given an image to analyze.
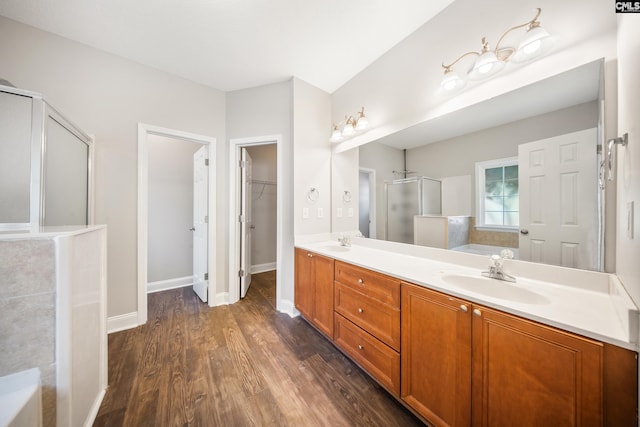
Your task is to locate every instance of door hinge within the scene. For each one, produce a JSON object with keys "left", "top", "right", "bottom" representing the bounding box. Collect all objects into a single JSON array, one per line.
[
  {"left": 238, "top": 269, "right": 245, "bottom": 277},
  {"left": 239, "top": 160, "right": 246, "bottom": 168},
  {"left": 204, "top": 272, "right": 209, "bottom": 280},
  {"left": 205, "top": 158, "right": 209, "bottom": 166},
  {"left": 238, "top": 215, "right": 244, "bottom": 223},
  {"left": 204, "top": 215, "right": 208, "bottom": 224}
]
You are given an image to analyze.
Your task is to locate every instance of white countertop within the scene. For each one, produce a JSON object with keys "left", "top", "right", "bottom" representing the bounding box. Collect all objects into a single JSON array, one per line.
[
  {"left": 0, "top": 225, "right": 106, "bottom": 240},
  {"left": 296, "top": 237, "right": 639, "bottom": 351}
]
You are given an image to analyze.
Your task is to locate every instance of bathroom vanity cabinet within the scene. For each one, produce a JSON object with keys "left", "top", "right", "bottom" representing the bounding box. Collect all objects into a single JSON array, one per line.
[
  {"left": 334, "top": 261, "right": 401, "bottom": 394},
  {"left": 294, "top": 248, "right": 335, "bottom": 338},
  {"left": 294, "top": 252, "right": 638, "bottom": 426},
  {"left": 402, "top": 282, "right": 605, "bottom": 426}
]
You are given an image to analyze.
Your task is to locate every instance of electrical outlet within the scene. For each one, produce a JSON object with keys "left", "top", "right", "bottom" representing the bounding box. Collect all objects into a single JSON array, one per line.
[
  {"left": 317, "top": 207, "right": 324, "bottom": 218},
  {"left": 337, "top": 208, "right": 343, "bottom": 218},
  {"left": 302, "top": 207, "right": 309, "bottom": 219},
  {"left": 628, "top": 201, "right": 634, "bottom": 239}
]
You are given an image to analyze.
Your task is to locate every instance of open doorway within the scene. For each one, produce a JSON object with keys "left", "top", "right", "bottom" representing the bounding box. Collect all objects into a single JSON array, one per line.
[
  {"left": 359, "top": 167, "right": 376, "bottom": 239},
  {"left": 229, "top": 135, "right": 281, "bottom": 306},
  {"left": 137, "top": 124, "right": 217, "bottom": 326},
  {"left": 236, "top": 144, "right": 278, "bottom": 300}
]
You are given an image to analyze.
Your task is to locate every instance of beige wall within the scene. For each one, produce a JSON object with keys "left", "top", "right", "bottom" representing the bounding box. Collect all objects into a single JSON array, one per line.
[
  {"left": 292, "top": 78, "right": 333, "bottom": 237},
  {"left": 0, "top": 16, "right": 226, "bottom": 317},
  {"left": 616, "top": 15, "right": 640, "bottom": 309},
  {"left": 358, "top": 141, "right": 404, "bottom": 239},
  {"left": 147, "top": 135, "right": 201, "bottom": 283}
]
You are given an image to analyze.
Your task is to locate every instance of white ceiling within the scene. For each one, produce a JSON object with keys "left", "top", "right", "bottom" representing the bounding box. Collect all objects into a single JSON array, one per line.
[{"left": 0, "top": 0, "right": 454, "bottom": 93}]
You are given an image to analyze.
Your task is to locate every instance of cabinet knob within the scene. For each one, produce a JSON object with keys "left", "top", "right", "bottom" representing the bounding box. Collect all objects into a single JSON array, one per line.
[
  {"left": 358, "top": 308, "right": 364, "bottom": 313},
  {"left": 473, "top": 309, "right": 482, "bottom": 317},
  {"left": 358, "top": 278, "right": 364, "bottom": 284},
  {"left": 307, "top": 253, "right": 313, "bottom": 258},
  {"left": 460, "top": 304, "right": 468, "bottom": 312},
  {"left": 358, "top": 344, "right": 364, "bottom": 350}
]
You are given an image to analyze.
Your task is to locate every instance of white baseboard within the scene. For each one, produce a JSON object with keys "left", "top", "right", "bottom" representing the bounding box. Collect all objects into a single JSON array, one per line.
[
  {"left": 251, "top": 262, "right": 276, "bottom": 274},
  {"left": 83, "top": 388, "right": 106, "bottom": 427},
  {"left": 147, "top": 276, "right": 193, "bottom": 294},
  {"left": 277, "top": 299, "right": 299, "bottom": 318},
  {"left": 211, "top": 292, "right": 230, "bottom": 307},
  {"left": 107, "top": 311, "right": 139, "bottom": 334}
]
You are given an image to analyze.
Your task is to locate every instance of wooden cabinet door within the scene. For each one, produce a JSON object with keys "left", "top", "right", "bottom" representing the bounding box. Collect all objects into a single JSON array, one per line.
[
  {"left": 471, "top": 305, "right": 603, "bottom": 427},
  {"left": 401, "top": 283, "right": 472, "bottom": 427},
  {"left": 294, "top": 248, "right": 315, "bottom": 320},
  {"left": 312, "top": 253, "right": 335, "bottom": 338}
]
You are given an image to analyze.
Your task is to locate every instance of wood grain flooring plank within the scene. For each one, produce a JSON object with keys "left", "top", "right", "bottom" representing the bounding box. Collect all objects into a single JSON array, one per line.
[{"left": 95, "top": 273, "right": 425, "bottom": 427}]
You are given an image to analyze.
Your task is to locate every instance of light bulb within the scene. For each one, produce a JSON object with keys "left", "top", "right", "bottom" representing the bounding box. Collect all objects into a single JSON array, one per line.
[{"left": 469, "top": 51, "right": 505, "bottom": 80}]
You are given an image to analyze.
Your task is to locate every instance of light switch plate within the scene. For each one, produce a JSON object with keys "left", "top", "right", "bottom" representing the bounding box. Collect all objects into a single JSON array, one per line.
[
  {"left": 302, "top": 207, "right": 309, "bottom": 219},
  {"left": 317, "top": 207, "right": 324, "bottom": 218},
  {"left": 337, "top": 208, "right": 343, "bottom": 218},
  {"left": 628, "top": 201, "right": 634, "bottom": 239},
  {"left": 348, "top": 208, "right": 354, "bottom": 217}
]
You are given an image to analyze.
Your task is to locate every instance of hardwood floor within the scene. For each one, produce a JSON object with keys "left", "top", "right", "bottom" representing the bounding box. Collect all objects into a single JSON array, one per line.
[{"left": 94, "top": 271, "right": 425, "bottom": 426}]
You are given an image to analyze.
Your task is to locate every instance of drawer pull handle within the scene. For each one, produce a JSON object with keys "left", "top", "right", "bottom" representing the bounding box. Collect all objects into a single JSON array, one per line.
[
  {"left": 460, "top": 304, "right": 468, "bottom": 312},
  {"left": 473, "top": 309, "right": 482, "bottom": 317},
  {"left": 358, "top": 344, "right": 364, "bottom": 350},
  {"left": 358, "top": 278, "right": 364, "bottom": 284},
  {"left": 358, "top": 308, "right": 364, "bottom": 313}
]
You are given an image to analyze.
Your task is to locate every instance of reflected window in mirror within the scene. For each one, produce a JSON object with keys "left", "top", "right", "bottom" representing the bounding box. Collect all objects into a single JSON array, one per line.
[{"left": 476, "top": 157, "right": 518, "bottom": 231}]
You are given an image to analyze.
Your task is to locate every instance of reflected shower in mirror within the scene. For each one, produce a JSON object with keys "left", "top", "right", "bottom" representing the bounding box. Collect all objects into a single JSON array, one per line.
[{"left": 355, "top": 59, "right": 606, "bottom": 271}]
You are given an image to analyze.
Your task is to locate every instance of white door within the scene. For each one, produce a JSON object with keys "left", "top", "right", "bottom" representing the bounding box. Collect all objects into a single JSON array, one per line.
[
  {"left": 240, "top": 148, "right": 253, "bottom": 298},
  {"left": 518, "top": 128, "right": 598, "bottom": 270},
  {"left": 192, "top": 145, "right": 208, "bottom": 302}
]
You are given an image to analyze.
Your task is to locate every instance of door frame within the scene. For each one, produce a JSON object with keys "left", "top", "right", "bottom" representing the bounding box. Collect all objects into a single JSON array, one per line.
[
  {"left": 229, "top": 135, "right": 282, "bottom": 305},
  {"left": 137, "top": 123, "right": 217, "bottom": 325},
  {"left": 359, "top": 167, "right": 377, "bottom": 239}
]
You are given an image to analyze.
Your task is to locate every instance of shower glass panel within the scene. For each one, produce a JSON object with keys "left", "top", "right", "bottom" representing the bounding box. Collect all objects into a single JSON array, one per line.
[
  {"left": 43, "top": 114, "right": 89, "bottom": 226},
  {"left": 386, "top": 179, "right": 420, "bottom": 244},
  {"left": 0, "top": 91, "right": 32, "bottom": 224}
]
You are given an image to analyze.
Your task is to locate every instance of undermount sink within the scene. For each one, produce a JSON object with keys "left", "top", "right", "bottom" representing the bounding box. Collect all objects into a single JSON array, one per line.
[{"left": 441, "top": 274, "right": 550, "bottom": 305}]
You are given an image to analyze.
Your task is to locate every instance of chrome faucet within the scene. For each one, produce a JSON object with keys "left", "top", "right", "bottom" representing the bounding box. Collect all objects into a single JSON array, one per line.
[
  {"left": 338, "top": 235, "right": 351, "bottom": 247},
  {"left": 482, "top": 251, "right": 516, "bottom": 282}
]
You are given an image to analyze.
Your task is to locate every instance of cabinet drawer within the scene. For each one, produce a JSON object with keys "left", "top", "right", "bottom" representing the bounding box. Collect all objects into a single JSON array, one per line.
[
  {"left": 335, "top": 282, "right": 400, "bottom": 351},
  {"left": 335, "top": 261, "right": 400, "bottom": 307},
  {"left": 334, "top": 313, "right": 400, "bottom": 396}
]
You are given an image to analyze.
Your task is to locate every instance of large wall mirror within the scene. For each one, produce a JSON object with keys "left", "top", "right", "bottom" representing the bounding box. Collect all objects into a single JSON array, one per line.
[{"left": 339, "top": 59, "right": 611, "bottom": 272}]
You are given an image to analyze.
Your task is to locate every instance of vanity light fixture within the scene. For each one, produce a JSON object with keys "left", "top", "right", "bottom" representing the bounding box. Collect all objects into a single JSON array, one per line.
[
  {"left": 330, "top": 107, "right": 369, "bottom": 142},
  {"left": 440, "top": 7, "right": 554, "bottom": 93}
]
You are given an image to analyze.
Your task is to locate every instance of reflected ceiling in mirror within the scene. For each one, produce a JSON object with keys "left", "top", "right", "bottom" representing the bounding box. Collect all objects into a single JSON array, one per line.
[{"left": 375, "top": 60, "right": 601, "bottom": 150}]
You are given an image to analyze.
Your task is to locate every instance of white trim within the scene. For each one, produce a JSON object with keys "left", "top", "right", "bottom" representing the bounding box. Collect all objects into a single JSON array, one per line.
[
  {"left": 147, "top": 276, "right": 194, "bottom": 294},
  {"left": 212, "top": 292, "right": 230, "bottom": 306},
  {"left": 83, "top": 389, "right": 106, "bottom": 427},
  {"left": 229, "top": 135, "right": 283, "bottom": 307},
  {"left": 278, "top": 299, "right": 300, "bottom": 318},
  {"left": 251, "top": 262, "right": 276, "bottom": 274},
  {"left": 359, "top": 167, "right": 377, "bottom": 239},
  {"left": 107, "top": 312, "right": 139, "bottom": 334},
  {"left": 137, "top": 123, "right": 217, "bottom": 325}
]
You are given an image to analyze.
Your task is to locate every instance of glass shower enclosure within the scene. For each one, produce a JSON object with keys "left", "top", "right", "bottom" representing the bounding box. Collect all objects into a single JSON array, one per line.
[
  {"left": 0, "top": 84, "right": 93, "bottom": 230},
  {"left": 385, "top": 176, "right": 441, "bottom": 244}
]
